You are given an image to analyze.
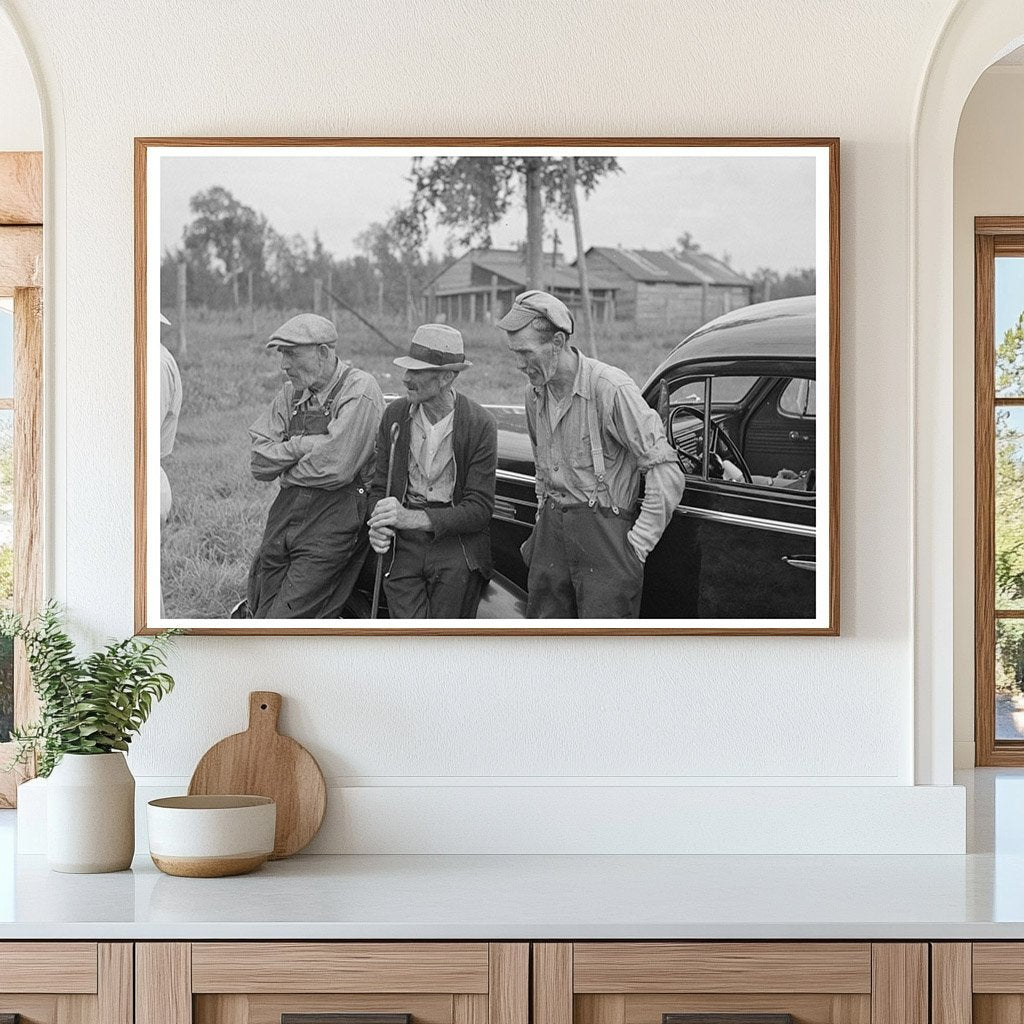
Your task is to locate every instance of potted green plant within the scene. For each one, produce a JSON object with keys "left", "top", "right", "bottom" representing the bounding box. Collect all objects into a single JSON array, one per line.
[{"left": 2, "top": 603, "right": 178, "bottom": 873}]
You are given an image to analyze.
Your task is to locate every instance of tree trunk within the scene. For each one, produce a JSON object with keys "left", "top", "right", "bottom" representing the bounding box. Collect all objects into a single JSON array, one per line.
[
  {"left": 565, "top": 157, "right": 597, "bottom": 357},
  {"left": 524, "top": 159, "right": 544, "bottom": 290}
]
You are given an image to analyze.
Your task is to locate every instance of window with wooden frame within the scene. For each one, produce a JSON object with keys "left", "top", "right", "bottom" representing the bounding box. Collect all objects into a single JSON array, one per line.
[{"left": 0, "top": 151, "right": 44, "bottom": 806}]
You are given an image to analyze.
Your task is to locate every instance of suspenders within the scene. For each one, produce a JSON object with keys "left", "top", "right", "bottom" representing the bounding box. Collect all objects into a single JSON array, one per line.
[{"left": 585, "top": 386, "right": 617, "bottom": 514}]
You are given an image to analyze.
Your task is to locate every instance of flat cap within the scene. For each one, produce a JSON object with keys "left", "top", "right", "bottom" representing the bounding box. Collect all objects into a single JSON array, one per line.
[
  {"left": 267, "top": 313, "right": 338, "bottom": 350},
  {"left": 496, "top": 289, "right": 575, "bottom": 335}
]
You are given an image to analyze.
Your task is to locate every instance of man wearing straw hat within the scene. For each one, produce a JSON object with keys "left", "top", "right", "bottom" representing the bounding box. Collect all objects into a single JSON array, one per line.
[
  {"left": 367, "top": 324, "right": 497, "bottom": 619},
  {"left": 247, "top": 313, "right": 384, "bottom": 618},
  {"left": 498, "top": 290, "right": 685, "bottom": 619}
]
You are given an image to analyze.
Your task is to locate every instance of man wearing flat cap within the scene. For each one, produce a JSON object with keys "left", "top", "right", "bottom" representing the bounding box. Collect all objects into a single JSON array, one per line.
[
  {"left": 247, "top": 313, "right": 384, "bottom": 618},
  {"left": 367, "top": 324, "right": 497, "bottom": 618},
  {"left": 498, "top": 289, "right": 685, "bottom": 618}
]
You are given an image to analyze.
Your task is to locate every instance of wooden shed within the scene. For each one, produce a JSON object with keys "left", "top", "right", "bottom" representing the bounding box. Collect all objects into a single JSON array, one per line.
[
  {"left": 578, "top": 246, "right": 753, "bottom": 333},
  {"left": 422, "top": 249, "right": 617, "bottom": 325}
]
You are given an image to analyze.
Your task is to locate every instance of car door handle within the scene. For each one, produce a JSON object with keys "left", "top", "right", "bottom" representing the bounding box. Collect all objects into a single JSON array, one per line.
[
  {"left": 781, "top": 555, "right": 815, "bottom": 572},
  {"left": 788, "top": 430, "right": 811, "bottom": 442}
]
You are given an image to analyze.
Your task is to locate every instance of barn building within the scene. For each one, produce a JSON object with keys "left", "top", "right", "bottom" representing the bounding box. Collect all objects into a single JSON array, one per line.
[
  {"left": 422, "top": 248, "right": 618, "bottom": 325},
  {"left": 578, "top": 246, "right": 754, "bottom": 333}
]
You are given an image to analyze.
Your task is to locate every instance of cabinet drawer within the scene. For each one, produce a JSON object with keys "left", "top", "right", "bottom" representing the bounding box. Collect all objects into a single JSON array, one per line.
[
  {"left": 572, "top": 943, "right": 871, "bottom": 994},
  {"left": 534, "top": 944, "right": 926, "bottom": 1024},
  {"left": 0, "top": 943, "right": 130, "bottom": 1024},
  {"left": 191, "top": 944, "right": 491, "bottom": 993},
  {"left": 0, "top": 942, "right": 98, "bottom": 993},
  {"left": 139, "top": 943, "right": 528, "bottom": 1024}
]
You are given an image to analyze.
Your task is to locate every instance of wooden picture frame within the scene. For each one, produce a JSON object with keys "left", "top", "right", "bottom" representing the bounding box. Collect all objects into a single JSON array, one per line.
[
  {"left": 975, "top": 216, "right": 1024, "bottom": 764},
  {"left": 135, "top": 137, "right": 839, "bottom": 635}
]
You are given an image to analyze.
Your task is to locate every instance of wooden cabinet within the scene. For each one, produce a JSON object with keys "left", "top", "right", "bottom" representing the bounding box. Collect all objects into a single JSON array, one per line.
[
  {"left": 932, "top": 943, "right": 1024, "bottom": 1024},
  {"left": 0, "top": 943, "right": 132, "bottom": 1024},
  {"left": 532, "top": 943, "right": 928, "bottom": 1024},
  {"left": 136, "top": 944, "right": 528, "bottom": 1024}
]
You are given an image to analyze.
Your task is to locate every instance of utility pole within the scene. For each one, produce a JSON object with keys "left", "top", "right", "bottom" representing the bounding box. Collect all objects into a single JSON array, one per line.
[{"left": 565, "top": 157, "right": 597, "bottom": 358}]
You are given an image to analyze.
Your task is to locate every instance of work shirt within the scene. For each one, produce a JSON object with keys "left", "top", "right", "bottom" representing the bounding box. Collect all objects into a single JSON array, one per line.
[
  {"left": 525, "top": 348, "right": 685, "bottom": 561},
  {"left": 525, "top": 348, "right": 678, "bottom": 509},
  {"left": 160, "top": 344, "right": 182, "bottom": 460},
  {"left": 249, "top": 358, "right": 384, "bottom": 490},
  {"left": 406, "top": 402, "right": 456, "bottom": 505}
]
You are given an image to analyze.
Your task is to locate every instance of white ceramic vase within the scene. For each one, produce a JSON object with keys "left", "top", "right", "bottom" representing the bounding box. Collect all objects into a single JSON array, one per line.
[{"left": 46, "top": 752, "right": 135, "bottom": 873}]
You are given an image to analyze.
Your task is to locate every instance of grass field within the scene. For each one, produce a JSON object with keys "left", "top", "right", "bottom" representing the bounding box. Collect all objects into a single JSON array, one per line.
[{"left": 160, "top": 306, "right": 684, "bottom": 618}]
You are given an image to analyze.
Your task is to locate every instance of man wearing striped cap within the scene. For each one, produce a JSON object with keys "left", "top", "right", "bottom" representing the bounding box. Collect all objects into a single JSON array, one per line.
[
  {"left": 368, "top": 324, "right": 497, "bottom": 619},
  {"left": 247, "top": 313, "right": 384, "bottom": 618}
]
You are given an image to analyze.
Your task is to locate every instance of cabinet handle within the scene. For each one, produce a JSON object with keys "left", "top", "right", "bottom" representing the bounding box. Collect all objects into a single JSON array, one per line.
[
  {"left": 283, "top": 1016, "right": 411, "bottom": 1024},
  {"left": 665, "top": 1016, "right": 794, "bottom": 1024}
]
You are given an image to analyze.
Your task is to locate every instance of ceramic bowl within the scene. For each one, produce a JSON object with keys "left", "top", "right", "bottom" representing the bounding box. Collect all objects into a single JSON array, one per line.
[{"left": 147, "top": 795, "right": 276, "bottom": 877}]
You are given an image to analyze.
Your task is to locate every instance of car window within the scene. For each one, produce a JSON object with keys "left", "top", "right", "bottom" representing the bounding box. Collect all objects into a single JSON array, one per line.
[
  {"left": 779, "top": 378, "right": 816, "bottom": 418},
  {"left": 664, "top": 374, "right": 816, "bottom": 494},
  {"left": 670, "top": 376, "right": 759, "bottom": 406}
]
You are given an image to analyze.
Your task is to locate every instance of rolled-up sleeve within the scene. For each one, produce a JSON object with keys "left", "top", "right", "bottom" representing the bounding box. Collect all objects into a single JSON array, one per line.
[
  {"left": 607, "top": 383, "right": 678, "bottom": 470},
  {"left": 281, "top": 390, "right": 383, "bottom": 489},
  {"left": 248, "top": 393, "right": 314, "bottom": 480}
]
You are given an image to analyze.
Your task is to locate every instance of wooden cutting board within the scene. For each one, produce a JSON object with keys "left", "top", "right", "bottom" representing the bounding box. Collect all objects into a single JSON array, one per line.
[{"left": 188, "top": 691, "right": 326, "bottom": 859}]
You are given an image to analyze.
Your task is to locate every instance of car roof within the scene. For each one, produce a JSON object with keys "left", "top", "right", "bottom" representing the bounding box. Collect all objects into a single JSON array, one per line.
[{"left": 648, "top": 295, "right": 816, "bottom": 382}]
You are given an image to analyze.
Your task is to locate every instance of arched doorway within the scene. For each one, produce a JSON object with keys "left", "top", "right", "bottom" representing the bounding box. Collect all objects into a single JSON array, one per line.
[{"left": 914, "top": 1, "right": 1024, "bottom": 784}]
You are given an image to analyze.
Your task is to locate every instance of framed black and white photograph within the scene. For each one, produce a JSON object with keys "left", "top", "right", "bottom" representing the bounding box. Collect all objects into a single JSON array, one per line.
[{"left": 135, "top": 137, "right": 838, "bottom": 635}]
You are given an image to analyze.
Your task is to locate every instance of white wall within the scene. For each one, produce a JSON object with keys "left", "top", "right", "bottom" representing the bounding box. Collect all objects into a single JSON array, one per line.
[
  {"left": 952, "top": 65, "right": 1024, "bottom": 767},
  {"left": 0, "top": 0, "right": 973, "bottom": 852},
  {"left": 0, "top": 10, "right": 39, "bottom": 151}
]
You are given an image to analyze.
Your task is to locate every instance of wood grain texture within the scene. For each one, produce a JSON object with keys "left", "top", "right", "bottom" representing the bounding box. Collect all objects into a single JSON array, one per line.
[
  {"left": 974, "top": 995, "right": 1024, "bottom": 1024},
  {"left": 98, "top": 945, "right": 133, "bottom": 1024},
  {"left": 488, "top": 944, "right": 528, "bottom": 1024},
  {"left": 573, "top": 943, "right": 871, "bottom": 994},
  {"left": 188, "top": 691, "right": 326, "bottom": 859},
  {"left": 136, "top": 943, "right": 192, "bottom": 1024},
  {"left": 0, "top": 1000, "right": 57, "bottom": 1024},
  {"left": 623, "top": 994, "right": 869, "bottom": 1024},
  {"left": 976, "top": 229, "right": 998, "bottom": 766},
  {"left": 191, "top": 943, "right": 489, "bottom": 994},
  {"left": 453, "top": 994, "right": 487, "bottom": 1024},
  {"left": 134, "top": 135, "right": 839, "bottom": 637},
  {"left": 0, "top": 943, "right": 97, "bottom": 993},
  {"left": 0, "top": 226, "right": 41, "bottom": 294},
  {"left": 14, "top": 286, "right": 43, "bottom": 727},
  {"left": 534, "top": 945, "right": 572, "bottom": 1024},
  {"left": 195, "top": 994, "right": 248, "bottom": 1024},
  {"left": 0, "top": 153, "right": 42, "bottom": 224},
  {"left": 577, "top": 996, "right": 626, "bottom": 1024},
  {"left": 931, "top": 945, "right": 971, "bottom": 1024},
  {"left": 870, "top": 945, "right": 927, "bottom": 1024},
  {"left": 244, "top": 995, "right": 451, "bottom": 1024},
  {"left": 57, "top": 992, "right": 95, "bottom": 1024},
  {"left": 971, "top": 944, "right": 1024, "bottom": 992}
]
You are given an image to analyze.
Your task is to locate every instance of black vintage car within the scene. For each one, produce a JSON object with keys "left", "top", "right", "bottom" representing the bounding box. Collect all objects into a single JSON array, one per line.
[{"left": 482, "top": 294, "right": 820, "bottom": 621}]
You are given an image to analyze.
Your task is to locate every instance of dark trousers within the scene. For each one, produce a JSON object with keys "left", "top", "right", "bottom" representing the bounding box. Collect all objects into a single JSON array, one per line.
[
  {"left": 383, "top": 529, "right": 485, "bottom": 619},
  {"left": 249, "top": 484, "right": 369, "bottom": 619},
  {"left": 523, "top": 502, "right": 644, "bottom": 618}
]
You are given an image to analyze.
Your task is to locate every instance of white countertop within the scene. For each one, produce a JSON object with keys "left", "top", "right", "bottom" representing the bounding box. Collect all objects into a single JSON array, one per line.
[
  {"left": 0, "top": 849, "right": 1021, "bottom": 941},
  {"left": 1, "top": 768, "right": 1022, "bottom": 941}
]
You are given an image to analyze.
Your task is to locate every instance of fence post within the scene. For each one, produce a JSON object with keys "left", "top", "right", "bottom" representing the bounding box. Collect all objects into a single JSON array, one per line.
[
  {"left": 176, "top": 261, "right": 187, "bottom": 359},
  {"left": 247, "top": 269, "right": 255, "bottom": 339},
  {"left": 313, "top": 277, "right": 323, "bottom": 315}
]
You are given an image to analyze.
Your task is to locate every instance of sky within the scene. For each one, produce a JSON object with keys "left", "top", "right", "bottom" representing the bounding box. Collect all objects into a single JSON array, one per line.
[
  {"left": 997, "top": 257, "right": 1024, "bottom": 339},
  {"left": 158, "top": 150, "right": 819, "bottom": 276}
]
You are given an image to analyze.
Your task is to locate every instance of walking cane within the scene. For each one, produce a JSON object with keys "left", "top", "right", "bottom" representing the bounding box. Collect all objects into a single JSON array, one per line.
[{"left": 370, "top": 421, "right": 401, "bottom": 619}]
